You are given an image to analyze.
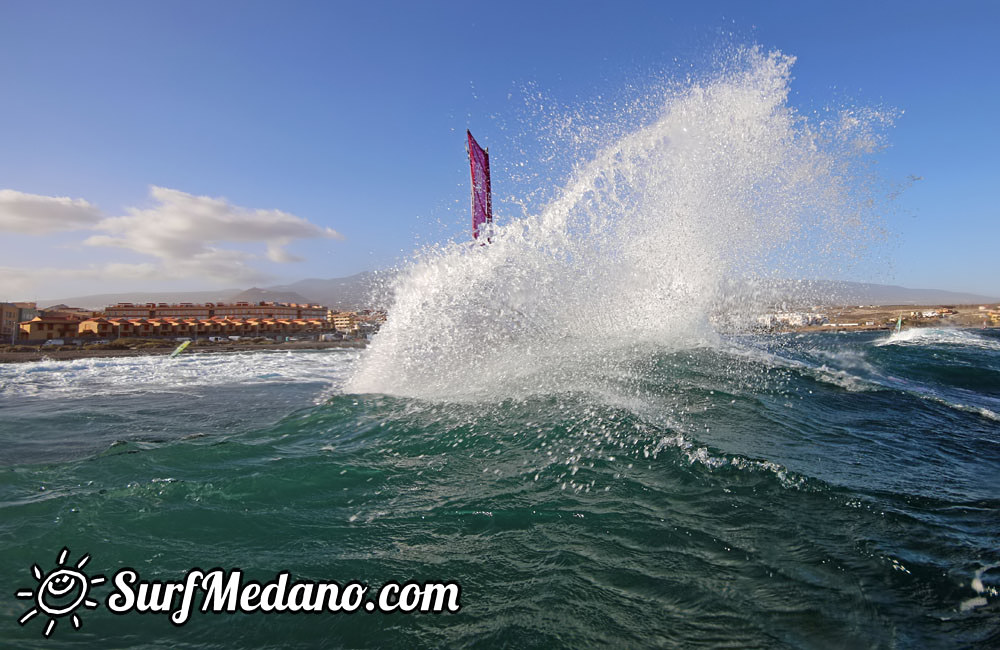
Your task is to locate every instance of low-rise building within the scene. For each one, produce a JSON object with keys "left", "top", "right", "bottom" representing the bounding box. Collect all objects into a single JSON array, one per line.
[
  {"left": 16, "top": 304, "right": 350, "bottom": 343},
  {"left": 755, "top": 312, "right": 828, "bottom": 328},
  {"left": 329, "top": 311, "right": 359, "bottom": 333},
  {"left": 78, "top": 318, "right": 116, "bottom": 339},
  {"left": 20, "top": 316, "right": 85, "bottom": 342}
]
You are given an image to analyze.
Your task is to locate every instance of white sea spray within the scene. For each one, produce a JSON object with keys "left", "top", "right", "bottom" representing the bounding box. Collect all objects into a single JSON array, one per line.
[{"left": 349, "top": 48, "right": 893, "bottom": 400}]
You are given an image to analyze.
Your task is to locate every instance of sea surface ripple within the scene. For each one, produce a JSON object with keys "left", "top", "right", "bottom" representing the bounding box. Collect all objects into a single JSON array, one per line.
[{"left": 1, "top": 331, "right": 998, "bottom": 648}]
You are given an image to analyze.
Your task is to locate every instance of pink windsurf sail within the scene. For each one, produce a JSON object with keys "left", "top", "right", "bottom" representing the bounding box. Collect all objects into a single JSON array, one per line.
[{"left": 467, "top": 130, "right": 492, "bottom": 241}]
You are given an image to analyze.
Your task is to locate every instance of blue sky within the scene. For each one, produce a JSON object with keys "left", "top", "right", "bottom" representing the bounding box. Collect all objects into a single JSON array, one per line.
[{"left": 1, "top": 1, "right": 997, "bottom": 300}]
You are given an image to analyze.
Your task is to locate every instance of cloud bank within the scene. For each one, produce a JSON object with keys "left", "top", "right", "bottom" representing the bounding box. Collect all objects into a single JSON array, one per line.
[
  {"left": 0, "top": 189, "right": 103, "bottom": 234},
  {"left": 0, "top": 186, "right": 342, "bottom": 295},
  {"left": 83, "top": 186, "right": 342, "bottom": 281}
]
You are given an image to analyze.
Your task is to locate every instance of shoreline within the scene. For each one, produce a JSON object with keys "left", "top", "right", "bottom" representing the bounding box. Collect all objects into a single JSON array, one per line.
[
  {"left": 759, "top": 303, "right": 999, "bottom": 333},
  {"left": 0, "top": 339, "right": 366, "bottom": 365},
  {"left": 3, "top": 321, "right": 997, "bottom": 366},
  {"left": 774, "top": 323, "right": 996, "bottom": 333}
]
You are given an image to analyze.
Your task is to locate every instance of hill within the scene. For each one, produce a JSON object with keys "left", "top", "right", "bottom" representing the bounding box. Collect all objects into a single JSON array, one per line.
[
  {"left": 39, "top": 276, "right": 997, "bottom": 313},
  {"left": 37, "top": 272, "right": 389, "bottom": 311},
  {"left": 258, "top": 272, "right": 390, "bottom": 310},
  {"left": 814, "top": 281, "right": 997, "bottom": 306},
  {"left": 229, "top": 287, "right": 312, "bottom": 305},
  {"left": 39, "top": 289, "right": 243, "bottom": 311}
]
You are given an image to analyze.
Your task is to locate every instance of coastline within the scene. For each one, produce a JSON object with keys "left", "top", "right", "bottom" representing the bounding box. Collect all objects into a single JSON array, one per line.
[
  {"left": 758, "top": 303, "right": 999, "bottom": 333},
  {"left": 0, "top": 339, "right": 366, "bottom": 364},
  {"left": 3, "top": 302, "right": 997, "bottom": 366}
]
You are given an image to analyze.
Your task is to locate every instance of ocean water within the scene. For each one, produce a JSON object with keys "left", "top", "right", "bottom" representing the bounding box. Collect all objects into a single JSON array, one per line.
[
  {"left": 0, "top": 332, "right": 998, "bottom": 648},
  {"left": 3, "top": 48, "right": 998, "bottom": 647}
]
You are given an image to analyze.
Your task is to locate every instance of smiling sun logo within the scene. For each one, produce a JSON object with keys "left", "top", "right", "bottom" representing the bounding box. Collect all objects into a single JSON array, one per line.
[{"left": 16, "top": 547, "right": 105, "bottom": 637}]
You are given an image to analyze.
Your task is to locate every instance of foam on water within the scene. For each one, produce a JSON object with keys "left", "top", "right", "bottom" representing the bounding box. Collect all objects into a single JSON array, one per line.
[
  {"left": 925, "top": 395, "right": 1000, "bottom": 423},
  {"left": 960, "top": 563, "right": 1000, "bottom": 612},
  {"left": 878, "top": 327, "right": 1000, "bottom": 350},
  {"left": 0, "top": 349, "right": 359, "bottom": 402},
  {"left": 348, "top": 48, "right": 891, "bottom": 400}
]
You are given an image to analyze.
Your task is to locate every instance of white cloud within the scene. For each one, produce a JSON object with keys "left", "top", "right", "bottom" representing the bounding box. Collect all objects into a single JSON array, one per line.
[
  {"left": 84, "top": 186, "right": 341, "bottom": 262},
  {"left": 0, "top": 189, "right": 102, "bottom": 234},
  {"left": 1, "top": 185, "right": 343, "bottom": 293}
]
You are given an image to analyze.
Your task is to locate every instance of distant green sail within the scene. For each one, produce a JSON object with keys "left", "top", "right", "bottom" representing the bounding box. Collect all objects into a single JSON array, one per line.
[{"left": 170, "top": 340, "right": 191, "bottom": 358}]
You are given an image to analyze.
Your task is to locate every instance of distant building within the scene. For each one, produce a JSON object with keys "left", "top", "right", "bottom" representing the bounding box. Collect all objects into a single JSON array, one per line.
[
  {"left": 328, "top": 311, "right": 359, "bottom": 333},
  {"left": 49, "top": 315, "right": 334, "bottom": 341},
  {"left": 1, "top": 302, "right": 38, "bottom": 342},
  {"left": 1, "top": 304, "right": 18, "bottom": 342},
  {"left": 20, "top": 315, "right": 84, "bottom": 342},
  {"left": 755, "top": 312, "right": 828, "bottom": 328},
  {"left": 41, "top": 304, "right": 98, "bottom": 319},
  {"left": 9, "top": 299, "right": 368, "bottom": 344},
  {"left": 105, "top": 301, "right": 328, "bottom": 320},
  {"left": 78, "top": 318, "right": 116, "bottom": 339}
]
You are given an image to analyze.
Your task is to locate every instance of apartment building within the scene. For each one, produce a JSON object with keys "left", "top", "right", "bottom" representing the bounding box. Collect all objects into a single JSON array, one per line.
[{"left": 1, "top": 302, "right": 39, "bottom": 342}]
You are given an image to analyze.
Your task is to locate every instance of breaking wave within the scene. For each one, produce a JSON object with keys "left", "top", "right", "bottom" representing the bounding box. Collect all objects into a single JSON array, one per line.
[
  {"left": 0, "top": 349, "right": 359, "bottom": 401},
  {"left": 878, "top": 327, "right": 1000, "bottom": 350}
]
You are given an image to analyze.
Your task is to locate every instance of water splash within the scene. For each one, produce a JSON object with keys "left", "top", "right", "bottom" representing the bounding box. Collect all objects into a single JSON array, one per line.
[
  {"left": 878, "top": 327, "right": 1000, "bottom": 350},
  {"left": 349, "top": 47, "right": 893, "bottom": 399}
]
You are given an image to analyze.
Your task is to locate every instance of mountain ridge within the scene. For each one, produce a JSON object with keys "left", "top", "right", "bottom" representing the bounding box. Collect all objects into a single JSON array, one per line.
[{"left": 37, "top": 276, "right": 998, "bottom": 311}]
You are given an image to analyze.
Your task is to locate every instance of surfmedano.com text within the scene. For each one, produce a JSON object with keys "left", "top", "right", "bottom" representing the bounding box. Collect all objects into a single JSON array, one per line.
[{"left": 107, "top": 568, "right": 461, "bottom": 624}]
